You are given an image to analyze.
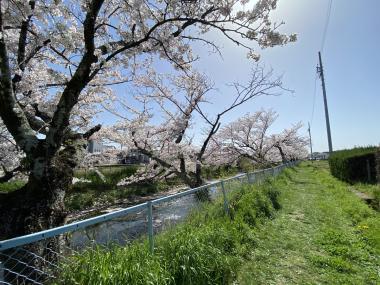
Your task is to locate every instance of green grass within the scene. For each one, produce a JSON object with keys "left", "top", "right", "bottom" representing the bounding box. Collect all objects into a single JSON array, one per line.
[
  {"left": 237, "top": 161, "right": 380, "bottom": 285},
  {"left": 201, "top": 160, "right": 277, "bottom": 180},
  {"left": 67, "top": 164, "right": 252, "bottom": 211},
  {"left": 67, "top": 165, "right": 184, "bottom": 211},
  {"left": 0, "top": 165, "right": 252, "bottom": 211},
  {"left": 201, "top": 165, "right": 240, "bottom": 180},
  {"left": 56, "top": 162, "right": 380, "bottom": 284},
  {"left": 67, "top": 165, "right": 138, "bottom": 210},
  {"left": 73, "top": 165, "right": 139, "bottom": 188},
  {"left": 55, "top": 174, "right": 283, "bottom": 284},
  {"left": 66, "top": 179, "right": 181, "bottom": 211},
  {"left": 0, "top": 180, "right": 26, "bottom": 193},
  {"left": 353, "top": 183, "right": 380, "bottom": 209}
]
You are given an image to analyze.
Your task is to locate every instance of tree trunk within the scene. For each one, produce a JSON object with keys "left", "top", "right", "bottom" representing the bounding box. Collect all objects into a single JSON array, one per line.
[
  {"left": 0, "top": 172, "right": 68, "bottom": 242},
  {"left": 193, "top": 163, "right": 211, "bottom": 201},
  {"left": 276, "top": 146, "right": 287, "bottom": 163},
  {"left": 0, "top": 147, "right": 81, "bottom": 241},
  {"left": 194, "top": 163, "right": 203, "bottom": 188},
  {"left": 0, "top": 143, "right": 81, "bottom": 283},
  {"left": 0, "top": 176, "right": 67, "bottom": 281},
  {"left": 0, "top": 139, "right": 85, "bottom": 240}
]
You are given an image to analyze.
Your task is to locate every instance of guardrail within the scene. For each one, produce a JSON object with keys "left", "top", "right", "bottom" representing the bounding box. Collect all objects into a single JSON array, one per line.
[{"left": 0, "top": 161, "right": 298, "bottom": 285}]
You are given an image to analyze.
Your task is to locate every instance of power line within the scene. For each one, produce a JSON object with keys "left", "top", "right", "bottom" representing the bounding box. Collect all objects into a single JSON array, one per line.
[
  {"left": 308, "top": 122, "right": 313, "bottom": 159},
  {"left": 308, "top": 0, "right": 333, "bottom": 138},
  {"left": 318, "top": 1, "right": 334, "bottom": 153},
  {"left": 321, "top": 0, "right": 333, "bottom": 52},
  {"left": 310, "top": 72, "right": 318, "bottom": 126}
]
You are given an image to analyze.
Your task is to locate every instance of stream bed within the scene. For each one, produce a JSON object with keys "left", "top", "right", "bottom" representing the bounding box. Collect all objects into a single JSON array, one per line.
[{"left": 69, "top": 185, "right": 221, "bottom": 250}]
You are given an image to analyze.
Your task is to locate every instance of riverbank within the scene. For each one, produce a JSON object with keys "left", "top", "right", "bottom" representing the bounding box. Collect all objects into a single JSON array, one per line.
[
  {"left": 0, "top": 164, "right": 241, "bottom": 221},
  {"left": 67, "top": 173, "right": 244, "bottom": 222},
  {"left": 55, "top": 168, "right": 283, "bottom": 284},
  {"left": 56, "top": 161, "right": 380, "bottom": 285},
  {"left": 66, "top": 183, "right": 189, "bottom": 222}
]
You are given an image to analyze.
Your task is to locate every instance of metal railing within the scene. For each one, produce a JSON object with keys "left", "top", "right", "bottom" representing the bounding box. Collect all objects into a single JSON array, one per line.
[{"left": 0, "top": 161, "right": 298, "bottom": 285}]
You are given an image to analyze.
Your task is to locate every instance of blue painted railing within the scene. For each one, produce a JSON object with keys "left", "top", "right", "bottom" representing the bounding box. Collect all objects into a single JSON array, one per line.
[
  {"left": 0, "top": 161, "right": 298, "bottom": 285},
  {"left": 0, "top": 163, "right": 297, "bottom": 251}
]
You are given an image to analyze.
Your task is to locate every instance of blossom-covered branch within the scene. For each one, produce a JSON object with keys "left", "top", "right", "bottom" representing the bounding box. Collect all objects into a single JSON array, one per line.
[
  {"left": 217, "top": 109, "right": 308, "bottom": 164},
  {"left": 107, "top": 66, "right": 285, "bottom": 187}
]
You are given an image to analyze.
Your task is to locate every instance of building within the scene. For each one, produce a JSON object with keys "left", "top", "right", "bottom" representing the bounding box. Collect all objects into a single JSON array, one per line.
[
  {"left": 310, "top": 152, "right": 330, "bottom": 160},
  {"left": 87, "top": 140, "right": 115, "bottom": 153},
  {"left": 122, "top": 149, "right": 150, "bottom": 165}
]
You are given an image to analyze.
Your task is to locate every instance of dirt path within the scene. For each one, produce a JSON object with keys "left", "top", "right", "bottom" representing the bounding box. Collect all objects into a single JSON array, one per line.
[{"left": 237, "top": 162, "right": 380, "bottom": 285}]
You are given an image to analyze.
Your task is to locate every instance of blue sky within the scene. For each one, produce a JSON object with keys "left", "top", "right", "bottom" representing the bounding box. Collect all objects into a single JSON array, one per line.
[
  {"left": 190, "top": 0, "right": 380, "bottom": 152},
  {"left": 101, "top": 0, "right": 380, "bottom": 152}
]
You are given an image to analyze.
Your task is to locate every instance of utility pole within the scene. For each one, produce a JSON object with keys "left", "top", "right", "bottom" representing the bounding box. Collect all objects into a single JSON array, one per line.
[
  {"left": 317, "top": 51, "right": 333, "bottom": 154},
  {"left": 308, "top": 122, "right": 313, "bottom": 160}
]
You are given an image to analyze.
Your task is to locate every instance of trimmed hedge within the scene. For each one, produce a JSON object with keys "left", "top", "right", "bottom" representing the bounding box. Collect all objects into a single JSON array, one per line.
[{"left": 328, "top": 147, "right": 379, "bottom": 184}]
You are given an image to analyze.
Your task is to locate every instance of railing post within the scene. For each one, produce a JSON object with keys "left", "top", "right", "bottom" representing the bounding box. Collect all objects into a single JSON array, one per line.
[
  {"left": 252, "top": 173, "right": 256, "bottom": 183},
  {"left": 247, "top": 173, "right": 253, "bottom": 184},
  {"left": 259, "top": 171, "right": 263, "bottom": 185},
  {"left": 246, "top": 173, "right": 250, "bottom": 183},
  {"left": 221, "top": 181, "right": 230, "bottom": 217},
  {"left": 147, "top": 202, "right": 154, "bottom": 253}
]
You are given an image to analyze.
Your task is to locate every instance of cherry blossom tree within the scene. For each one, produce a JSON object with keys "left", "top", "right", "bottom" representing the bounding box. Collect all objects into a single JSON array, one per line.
[
  {"left": 218, "top": 109, "right": 276, "bottom": 164},
  {"left": 103, "top": 70, "right": 212, "bottom": 187},
  {"left": 217, "top": 109, "right": 308, "bottom": 165},
  {"left": 108, "top": 66, "right": 284, "bottom": 188},
  {"left": 0, "top": 0, "right": 296, "bottom": 238},
  {"left": 79, "top": 148, "right": 123, "bottom": 168},
  {"left": 270, "top": 122, "right": 308, "bottom": 162}
]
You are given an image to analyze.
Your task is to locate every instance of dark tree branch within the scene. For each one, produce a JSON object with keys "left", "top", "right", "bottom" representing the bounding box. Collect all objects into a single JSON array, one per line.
[
  {"left": 65, "top": 124, "right": 102, "bottom": 141},
  {"left": 17, "top": 1, "right": 35, "bottom": 71},
  {"left": 46, "top": 0, "right": 105, "bottom": 153},
  {"left": 83, "top": 124, "right": 102, "bottom": 139},
  {"left": 0, "top": 2, "right": 39, "bottom": 154},
  {"left": 132, "top": 133, "right": 174, "bottom": 170},
  {"left": 0, "top": 165, "right": 23, "bottom": 183},
  {"left": 31, "top": 103, "right": 52, "bottom": 123}
]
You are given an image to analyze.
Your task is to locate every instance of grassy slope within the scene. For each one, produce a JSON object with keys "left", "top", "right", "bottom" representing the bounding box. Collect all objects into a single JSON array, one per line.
[
  {"left": 55, "top": 162, "right": 379, "bottom": 284},
  {"left": 0, "top": 165, "right": 241, "bottom": 212},
  {"left": 237, "top": 161, "right": 380, "bottom": 285},
  {"left": 354, "top": 183, "right": 380, "bottom": 207},
  {"left": 55, "top": 175, "right": 282, "bottom": 284},
  {"left": 0, "top": 166, "right": 180, "bottom": 211},
  {"left": 66, "top": 165, "right": 240, "bottom": 212}
]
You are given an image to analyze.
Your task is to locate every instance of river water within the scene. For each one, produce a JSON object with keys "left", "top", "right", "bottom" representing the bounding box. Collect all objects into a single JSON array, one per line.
[{"left": 69, "top": 184, "right": 222, "bottom": 250}]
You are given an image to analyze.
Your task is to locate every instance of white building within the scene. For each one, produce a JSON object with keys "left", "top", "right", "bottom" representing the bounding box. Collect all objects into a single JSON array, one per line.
[
  {"left": 310, "top": 152, "right": 330, "bottom": 160},
  {"left": 87, "top": 140, "right": 115, "bottom": 153}
]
